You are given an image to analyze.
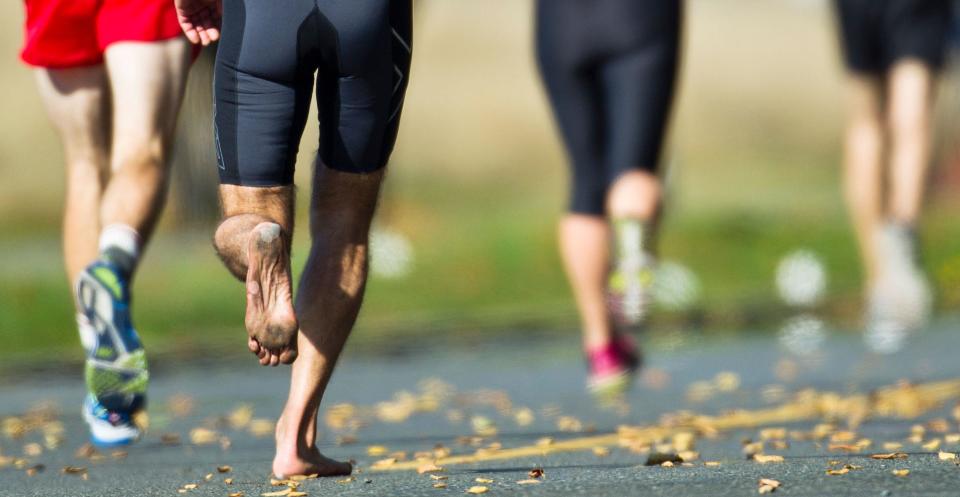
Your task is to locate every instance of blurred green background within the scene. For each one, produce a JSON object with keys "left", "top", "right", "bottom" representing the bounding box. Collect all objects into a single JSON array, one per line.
[{"left": 2, "top": 0, "right": 959, "bottom": 365}]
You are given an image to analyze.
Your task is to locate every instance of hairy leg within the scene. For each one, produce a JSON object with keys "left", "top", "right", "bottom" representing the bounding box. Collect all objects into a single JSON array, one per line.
[
  {"left": 560, "top": 215, "right": 614, "bottom": 351},
  {"left": 100, "top": 38, "right": 191, "bottom": 248},
  {"left": 33, "top": 67, "right": 110, "bottom": 284},
  {"left": 214, "top": 185, "right": 298, "bottom": 366},
  {"left": 886, "top": 60, "right": 937, "bottom": 225},
  {"left": 842, "top": 74, "right": 885, "bottom": 285},
  {"left": 273, "top": 167, "right": 384, "bottom": 478}
]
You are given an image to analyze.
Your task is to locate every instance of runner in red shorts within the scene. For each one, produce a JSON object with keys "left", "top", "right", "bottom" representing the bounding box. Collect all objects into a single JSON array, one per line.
[{"left": 21, "top": 0, "right": 192, "bottom": 446}]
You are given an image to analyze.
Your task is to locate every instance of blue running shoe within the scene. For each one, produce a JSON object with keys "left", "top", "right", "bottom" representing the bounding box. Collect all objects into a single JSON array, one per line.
[
  {"left": 82, "top": 394, "right": 141, "bottom": 447},
  {"left": 75, "top": 259, "right": 148, "bottom": 413}
]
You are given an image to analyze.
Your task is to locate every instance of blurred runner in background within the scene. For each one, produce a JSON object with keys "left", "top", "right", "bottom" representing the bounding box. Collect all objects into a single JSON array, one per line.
[
  {"left": 833, "top": 0, "right": 952, "bottom": 352},
  {"left": 21, "top": 0, "right": 192, "bottom": 445},
  {"left": 176, "top": 0, "right": 412, "bottom": 478},
  {"left": 536, "top": 0, "right": 683, "bottom": 395}
]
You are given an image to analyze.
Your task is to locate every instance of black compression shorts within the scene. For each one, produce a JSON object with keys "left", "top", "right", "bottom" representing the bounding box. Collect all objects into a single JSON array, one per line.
[
  {"left": 835, "top": 0, "right": 952, "bottom": 75},
  {"left": 536, "top": 0, "right": 683, "bottom": 216},
  {"left": 214, "top": 0, "right": 412, "bottom": 186}
]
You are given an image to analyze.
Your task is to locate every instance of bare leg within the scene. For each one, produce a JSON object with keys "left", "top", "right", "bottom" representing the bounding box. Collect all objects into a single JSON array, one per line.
[
  {"left": 273, "top": 167, "right": 384, "bottom": 478},
  {"left": 841, "top": 75, "right": 885, "bottom": 286},
  {"left": 560, "top": 215, "right": 614, "bottom": 351},
  {"left": 214, "top": 185, "right": 298, "bottom": 366},
  {"left": 33, "top": 68, "right": 110, "bottom": 284},
  {"left": 100, "top": 38, "right": 191, "bottom": 248},
  {"left": 606, "top": 170, "right": 662, "bottom": 220},
  {"left": 886, "top": 60, "right": 937, "bottom": 225}
]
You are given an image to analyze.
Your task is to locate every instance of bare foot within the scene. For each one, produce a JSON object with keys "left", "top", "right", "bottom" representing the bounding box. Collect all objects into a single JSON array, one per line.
[
  {"left": 273, "top": 447, "right": 353, "bottom": 479},
  {"left": 245, "top": 222, "right": 298, "bottom": 366}
]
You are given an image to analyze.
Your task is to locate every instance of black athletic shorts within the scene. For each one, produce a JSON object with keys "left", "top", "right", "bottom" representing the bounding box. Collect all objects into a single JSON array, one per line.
[
  {"left": 214, "top": 0, "right": 412, "bottom": 186},
  {"left": 536, "top": 0, "right": 683, "bottom": 216},
  {"left": 835, "top": 0, "right": 952, "bottom": 75}
]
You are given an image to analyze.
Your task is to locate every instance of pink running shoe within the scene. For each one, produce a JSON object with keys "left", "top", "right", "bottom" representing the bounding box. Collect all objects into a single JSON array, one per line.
[{"left": 586, "top": 335, "right": 642, "bottom": 396}]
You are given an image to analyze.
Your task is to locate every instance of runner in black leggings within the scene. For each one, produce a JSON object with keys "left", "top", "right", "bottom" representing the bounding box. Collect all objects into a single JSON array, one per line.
[
  {"left": 175, "top": 0, "right": 412, "bottom": 478},
  {"left": 536, "top": 0, "right": 683, "bottom": 395}
]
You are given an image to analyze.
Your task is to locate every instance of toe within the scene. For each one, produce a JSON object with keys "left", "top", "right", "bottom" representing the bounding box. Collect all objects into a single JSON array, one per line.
[
  {"left": 279, "top": 348, "right": 298, "bottom": 364},
  {"left": 249, "top": 337, "right": 261, "bottom": 354},
  {"left": 270, "top": 354, "right": 280, "bottom": 367},
  {"left": 259, "top": 353, "right": 271, "bottom": 366}
]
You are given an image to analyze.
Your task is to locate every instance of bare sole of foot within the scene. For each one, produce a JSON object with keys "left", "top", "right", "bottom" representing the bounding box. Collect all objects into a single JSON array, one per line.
[
  {"left": 245, "top": 222, "right": 298, "bottom": 366},
  {"left": 273, "top": 448, "right": 353, "bottom": 479}
]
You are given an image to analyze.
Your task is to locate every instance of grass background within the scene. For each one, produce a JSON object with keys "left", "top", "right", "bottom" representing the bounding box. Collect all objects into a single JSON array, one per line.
[{"left": 2, "top": 0, "right": 960, "bottom": 365}]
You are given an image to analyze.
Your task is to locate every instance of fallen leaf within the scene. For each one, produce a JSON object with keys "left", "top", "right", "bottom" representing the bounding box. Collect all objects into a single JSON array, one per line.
[
  {"left": 758, "top": 478, "right": 781, "bottom": 494},
  {"left": 336, "top": 476, "right": 356, "bottom": 484},
  {"left": 826, "top": 468, "right": 849, "bottom": 475},
  {"left": 704, "top": 461, "right": 721, "bottom": 467},
  {"left": 673, "top": 432, "right": 696, "bottom": 451},
  {"left": 475, "top": 477, "right": 493, "bottom": 483},
  {"left": 23, "top": 443, "right": 42, "bottom": 457},
  {"left": 645, "top": 453, "right": 684, "bottom": 466},
  {"left": 249, "top": 419, "right": 275, "bottom": 438},
  {"left": 228, "top": 404, "right": 253, "bottom": 429},
  {"left": 939, "top": 451, "right": 957, "bottom": 461},
  {"left": 111, "top": 450, "right": 128, "bottom": 459},
  {"left": 228, "top": 493, "right": 244, "bottom": 497},
  {"left": 205, "top": 473, "right": 214, "bottom": 481},
  {"left": 183, "top": 484, "right": 199, "bottom": 490},
  {"left": 517, "top": 479, "right": 541, "bottom": 485},
  {"left": 714, "top": 371, "right": 741, "bottom": 392},
  {"left": 189, "top": 428, "right": 219, "bottom": 445},
  {"left": 261, "top": 489, "right": 292, "bottom": 497},
  {"left": 753, "top": 454, "right": 785, "bottom": 464},
  {"left": 661, "top": 461, "right": 675, "bottom": 467},
  {"left": 924, "top": 439, "right": 943, "bottom": 451},
  {"left": 946, "top": 434, "right": 960, "bottom": 444},
  {"left": 892, "top": 469, "right": 910, "bottom": 477},
  {"left": 466, "top": 486, "right": 489, "bottom": 494},
  {"left": 870, "top": 452, "right": 908, "bottom": 460},
  {"left": 883, "top": 442, "right": 904, "bottom": 450},
  {"left": 678, "top": 450, "right": 699, "bottom": 462},
  {"left": 371, "top": 458, "right": 397, "bottom": 469},
  {"left": 218, "top": 465, "right": 233, "bottom": 473},
  {"left": 536, "top": 437, "right": 554, "bottom": 447},
  {"left": 25, "top": 464, "right": 45, "bottom": 477},
  {"left": 161, "top": 433, "right": 182, "bottom": 445},
  {"left": 62, "top": 466, "right": 87, "bottom": 475},
  {"left": 225, "top": 478, "right": 234, "bottom": 485},
  {"left": 433, "top": 483, "right": 447, "bottom": 489},
  {"left": 288, "top": 492, "right": 307, "bottom": 497},
  {"left": 367, "top": 445, "right": 389, "bottom": 457},
  {"left": 417, "top": 463, "right": 444, "bottom": 474},
  {"left": 592, "top": 447, "right": 610, "bottom": 458},
  {"left": 514, "top": 407, "right": 535, "bottom": 427}
]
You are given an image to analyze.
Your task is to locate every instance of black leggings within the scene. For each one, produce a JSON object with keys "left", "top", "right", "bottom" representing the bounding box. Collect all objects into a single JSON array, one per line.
[
  {"left": 536, "top": 0, "right": 682, "bottom": 215},
  {"left": 214, "top": 0, "right": 412, "bottom": 186}
]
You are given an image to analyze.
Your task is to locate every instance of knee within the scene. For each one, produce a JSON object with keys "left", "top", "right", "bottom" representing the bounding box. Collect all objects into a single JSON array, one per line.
[{"left": 111, "top": 136, "right": 167, "bottom": 175}]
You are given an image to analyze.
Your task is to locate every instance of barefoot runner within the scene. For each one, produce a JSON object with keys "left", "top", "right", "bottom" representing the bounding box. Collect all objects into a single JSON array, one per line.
[
  {"left": 536, "top": 0, "right": 683, "bottom": 395},
  {"left": 175, "top": 0, "right": 412, "bottom": 477},
  {"left": 833, "top": 0, "right": 952, "bottom": 351},
  {"left": 21, "top": 0, "right": 192, "bottom": 445}
]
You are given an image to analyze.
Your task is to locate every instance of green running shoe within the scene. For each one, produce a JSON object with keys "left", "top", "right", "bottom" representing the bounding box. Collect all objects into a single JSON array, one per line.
[{"left": 76, "top": 259, "right": 148, "bottom": 412}]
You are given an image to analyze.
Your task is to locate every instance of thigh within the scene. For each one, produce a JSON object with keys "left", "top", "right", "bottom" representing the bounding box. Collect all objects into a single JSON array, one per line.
[
  {"left": 103, "top": 38, "right": 191, "bottom": 163},
  {"left": 214, "top": 0, "right": 316, "bottom": 187},
  {"left": 315, "top": 0, "right": 412, "bottom": 173},
  {"left": 601, "top": 11, "right": 681, "bottom": 176},
  {"left": 33, "top": 67, "right": 110, "bottom": 167}
]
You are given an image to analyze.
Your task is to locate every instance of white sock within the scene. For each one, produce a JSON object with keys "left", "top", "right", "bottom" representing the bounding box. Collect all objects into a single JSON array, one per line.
[{"left": 99, "top": 224, "right": 141, "bottom": 275}]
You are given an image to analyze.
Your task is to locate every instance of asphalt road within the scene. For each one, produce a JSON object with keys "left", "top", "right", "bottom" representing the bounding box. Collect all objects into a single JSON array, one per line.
[{"left": 3, "top": 316, "right": 960, "bottom": 497}]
